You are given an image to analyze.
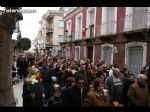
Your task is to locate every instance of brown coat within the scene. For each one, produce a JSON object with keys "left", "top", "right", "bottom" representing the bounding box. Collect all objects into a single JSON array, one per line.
[
  {"left": 127, "top": 82, "right": 149, "bottom": 107},
  {"left": 84, "top": 91, "right": 110, "bottom": 107}
]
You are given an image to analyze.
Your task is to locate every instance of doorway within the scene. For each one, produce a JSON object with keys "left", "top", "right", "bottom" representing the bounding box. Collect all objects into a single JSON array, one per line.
[{"left": 87, "top": 46, "right": 93, "bottom": 63}]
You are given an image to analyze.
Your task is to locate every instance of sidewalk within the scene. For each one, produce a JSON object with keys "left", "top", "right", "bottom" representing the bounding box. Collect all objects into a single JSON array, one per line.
[{"left": 12, "top": 80, "right": 23, "bottom": 107}]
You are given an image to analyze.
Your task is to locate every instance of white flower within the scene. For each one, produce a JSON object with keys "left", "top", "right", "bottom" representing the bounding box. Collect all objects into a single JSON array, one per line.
[{"left": 31, "top": 78, "right": 38, "bottom": 84}]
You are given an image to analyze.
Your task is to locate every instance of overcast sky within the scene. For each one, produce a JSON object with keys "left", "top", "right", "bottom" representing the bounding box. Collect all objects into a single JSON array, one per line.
[{"left": 12, "top": 7, "right": 60, "bottom": 41}]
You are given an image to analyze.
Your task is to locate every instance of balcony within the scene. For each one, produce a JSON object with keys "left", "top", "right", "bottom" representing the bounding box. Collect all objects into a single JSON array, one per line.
[
  {"left": 45, "top": 43, "right": 53, "bottom": 50},
  {"left": 46, "top": 26, "right": 53, "bottom": 33},
  {"left": 123, "top": 9, "right": 150, "bottom": 32},
  {"left": 101, "top": 20, "right": 117, "bottom": 35}
]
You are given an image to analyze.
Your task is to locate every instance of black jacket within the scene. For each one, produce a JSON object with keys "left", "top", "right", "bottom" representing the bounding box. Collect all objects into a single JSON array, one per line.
[{"left": 62, "top": 84, "right": 87, "bottom": 107}]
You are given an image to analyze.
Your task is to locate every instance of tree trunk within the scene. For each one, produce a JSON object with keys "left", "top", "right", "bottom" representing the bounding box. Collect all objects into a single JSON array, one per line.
[{"left": 0, "top": 8, "right": 23, "bottom": 106}]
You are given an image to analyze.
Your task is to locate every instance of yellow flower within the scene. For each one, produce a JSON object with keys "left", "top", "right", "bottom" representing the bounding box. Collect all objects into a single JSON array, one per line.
[{"left": 31, "top": 74, "right": 37, "bottom": 79}]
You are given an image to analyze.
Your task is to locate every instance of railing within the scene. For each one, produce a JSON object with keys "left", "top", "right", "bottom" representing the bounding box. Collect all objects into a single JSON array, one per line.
[
  {"left": 100, "top": 20, "right": 117, "bottom": 35},
  {"left": 46, "top": 26, "right": 53, "bottom": 33},
  {"left": 123, "top": 9, "right": 150, "bottom": 32}
]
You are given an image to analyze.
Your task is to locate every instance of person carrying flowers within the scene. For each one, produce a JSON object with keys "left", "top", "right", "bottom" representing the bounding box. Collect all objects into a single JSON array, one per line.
[
  {"left": 39, "top": 60, "right": 52, "bottom": 105},
  {"left": 23, "top": 62, "right": 43, "bottom": 106}
]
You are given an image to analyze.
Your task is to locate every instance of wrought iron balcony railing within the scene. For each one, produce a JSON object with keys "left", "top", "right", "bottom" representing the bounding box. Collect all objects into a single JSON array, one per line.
[{"left": 46, "top": 26, "right": 53, "bottom": 33}]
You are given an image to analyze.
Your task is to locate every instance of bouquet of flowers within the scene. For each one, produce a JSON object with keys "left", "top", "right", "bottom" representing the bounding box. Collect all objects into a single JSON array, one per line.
[{"left": 25, "top": 74, "right": 42, "bottom": 93}]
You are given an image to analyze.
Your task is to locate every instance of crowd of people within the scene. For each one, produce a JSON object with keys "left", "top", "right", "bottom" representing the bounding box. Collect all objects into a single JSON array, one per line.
[{"left": 12, "top": 53, "right": 150, "bottom": 107}]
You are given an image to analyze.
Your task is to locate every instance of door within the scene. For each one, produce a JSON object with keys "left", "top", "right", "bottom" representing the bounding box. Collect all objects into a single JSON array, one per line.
[
  {"left": 90, "top": 25, "right": 94, "bottom": 38},
  {"left": 103, "top": 46, "right": 112, "bottom": 65},
  {"left": 75, "top": 47, "right": 80, "bottom": 60},
  {"left": 87, "top": 46, "right": 93, "bottom": 63},
  {"left": 128, "top": 46, "right": 143, "bottom": 76}
]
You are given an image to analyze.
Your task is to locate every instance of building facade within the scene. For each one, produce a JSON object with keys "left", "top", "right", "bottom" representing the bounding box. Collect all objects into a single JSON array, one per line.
[
  {"left": 60, "top": 7, "right": 150, "bottom": 75},
  {"left": 34, "top": 10, "right": 64, "bottom": 56}
]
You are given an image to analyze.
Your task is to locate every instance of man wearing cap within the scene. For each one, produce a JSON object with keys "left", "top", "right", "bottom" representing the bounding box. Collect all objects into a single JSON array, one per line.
[
  {"left": 62, "top": 74, "right": 87, "bottom": 106},
  {"left": 127, "top": 74, "right": 149, "bottom": 106}
]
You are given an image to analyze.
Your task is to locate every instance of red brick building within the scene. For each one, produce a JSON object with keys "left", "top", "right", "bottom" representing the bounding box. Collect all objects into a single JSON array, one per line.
[{"left": 60, "top": 7, "right": 150, "bottom": 75}]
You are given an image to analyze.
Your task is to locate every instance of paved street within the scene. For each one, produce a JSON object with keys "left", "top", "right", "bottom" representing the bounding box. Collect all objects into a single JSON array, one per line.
[{"left": 12, "top": 80, "right": 23, "bottom": 107}]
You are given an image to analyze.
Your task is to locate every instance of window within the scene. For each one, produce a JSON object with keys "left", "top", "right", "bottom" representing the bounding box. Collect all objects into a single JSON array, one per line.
[
  {"left": 75, "top": 47, "right": 80, "bottom": 60},
  {"left": 86, "top": 7, "right": 96, "bottom": 38},
  {"left": 65, "top": 48, "right": 70, "bottom": 58},
  {"left": 125, "top": 42, "right": 147, "bottom": 76},
  {"left": 106, "top": 7, "right": 116, "bottom": 34},
  {"left": 128, "top": 46, "right": 143, "bottom": 75},
  {"left": 75, "top": 13, "right": 82, "bottom": 40},
  {"left": 58, "top": 35, "right": 64, "bottom": 43},
  {"left": 67, "top": 20, "right": 72, "bottom": 35},
  {"left": 103, "top": 47, "right": 112, "bottom": 65},
  {"left": 101, "top": 44, "right": 113, "bottom": 65},
  {"left": 58, "top": 20, "right": 64, "bottom": 28},
  {"left": 132, "top": 7, "right": 148, "bottom": 30},
  {"left": 58, "top": 50, "right": 62, "bottom": 56},
  {"left": 101, "top": 7, "right": 116, "bottom": 35}
]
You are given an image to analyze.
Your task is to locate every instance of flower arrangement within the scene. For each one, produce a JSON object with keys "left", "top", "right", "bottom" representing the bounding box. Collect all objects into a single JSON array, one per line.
[{"left": 25, "top": 74, "right": 42, "bottom": 93}]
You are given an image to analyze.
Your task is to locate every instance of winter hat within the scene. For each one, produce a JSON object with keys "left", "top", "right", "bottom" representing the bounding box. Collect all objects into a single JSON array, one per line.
[{"left": 51, "top": 76, "right": 57, "bottom": 82}]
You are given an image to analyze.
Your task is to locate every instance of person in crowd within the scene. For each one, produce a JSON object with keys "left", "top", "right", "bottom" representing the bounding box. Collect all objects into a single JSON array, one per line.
[
  {"left": 84, "top": 78, "right": 110, "bottom": 107},
  {"left": 122, "top": 74, "right": 135, "bottom": 106},
  {"left": 127, "top": 74, "right": 149, "bottom": 107},
  {"left": 27, "top": 62, "right": 39, "bottom": 78},
  {"left": 12, "top": 64, "right": 17, "bottom": 85},
  {"left": 17, "top": 56, "right": 29, "bottom": 80},
  {"left": 105, "top": 68, "right": 123, "bottom": 104},
  {"left": 101, "top": 64, "right": 109, "bottom": 79},
  {"left": 48, "top": 87, "right": 62, "bottom": 107},
  {"left": 78, "top": 65, "right": 87, "bottom": 85},
  {"left": 121, "top": 68, "right": 130, "bottom": 83},
  {"left": 62, "top": 74, "right": 87, "bottom": 106},
  {"left": 61, "top": 77, "right": 75, "bottom": 95},
  {"left": 49, "top": 76, "right": 58, "bottom": 97},
  {"left": 39, "top": 61, "right": 52, "bottom": 103}
]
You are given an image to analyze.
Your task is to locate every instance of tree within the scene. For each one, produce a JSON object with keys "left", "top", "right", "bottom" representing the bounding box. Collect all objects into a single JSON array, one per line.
[
  {"left": 0, "top": 7, "right": 23, "bottom": 106},
  {"left": 15, "top": 38, "right": 31, "bottom": 51}
]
